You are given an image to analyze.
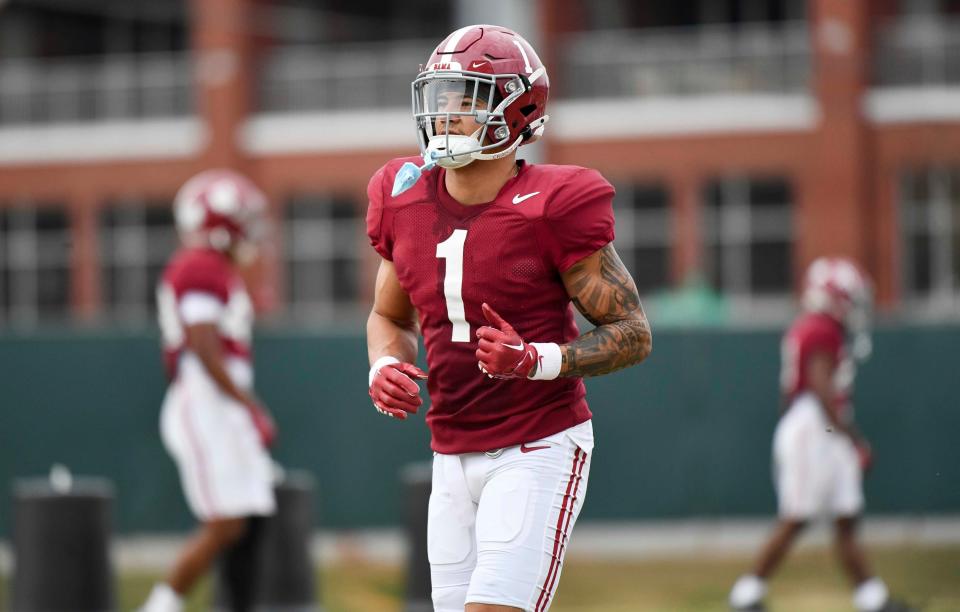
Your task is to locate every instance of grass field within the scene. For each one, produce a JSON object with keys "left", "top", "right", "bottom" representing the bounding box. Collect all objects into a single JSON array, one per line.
[{"left": 4, "top": 544, "right": 958, "bottom": 611}]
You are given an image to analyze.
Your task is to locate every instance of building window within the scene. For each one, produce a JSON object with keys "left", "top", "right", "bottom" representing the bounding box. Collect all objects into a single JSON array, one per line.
[
  {"left": 900, "top": 167, "right": 960, "bottom": 313},
  {"left": 702, "top": 176, "right": 794, "bottom": 303},
  {"left": 284, "top": 194, "right": 362, "bottom": 322},
  {"left": 100, "top": 201, "right": 177, "bottom": 323},
  {"left": 612, "top": 182, "right": 671, "bottom": 295},
  {"left": 0, "top": 205, "right": 71, "bottom": 326}
]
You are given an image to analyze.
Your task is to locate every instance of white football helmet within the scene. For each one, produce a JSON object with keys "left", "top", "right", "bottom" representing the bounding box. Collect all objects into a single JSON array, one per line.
[
  {"left": 802, "top": 256, "right": 873, "bottom": 359},
  {"left": 174, "top": 169, "right": 267, "bottom": 257}
]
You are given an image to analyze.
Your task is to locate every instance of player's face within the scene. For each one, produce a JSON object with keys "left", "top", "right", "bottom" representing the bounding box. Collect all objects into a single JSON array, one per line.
[
  {"left": 422, "top": 79, "right": 490, "bottom": 138},
  {"left": 434, "top": 93, "right": 485, "bottom": 136}
]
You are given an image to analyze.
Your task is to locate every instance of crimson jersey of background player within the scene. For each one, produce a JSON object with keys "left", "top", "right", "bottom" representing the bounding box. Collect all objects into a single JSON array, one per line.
[
  {"left": 781, "top": 309, "right": 855, "bottom": 422},
  {"left": 367, "top": 158, "right": 614, "bottom": 453},
  {"left": 365, "top": 25, "right": 651, "bottom": 612},
  {"left": 159, "top": 247, "right": 252, "bottom": 382}
]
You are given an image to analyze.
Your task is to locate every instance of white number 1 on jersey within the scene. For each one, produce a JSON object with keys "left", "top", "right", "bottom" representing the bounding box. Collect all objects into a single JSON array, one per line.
[{"left": 436, "top": 229, "right": 470, "bottom": 342}]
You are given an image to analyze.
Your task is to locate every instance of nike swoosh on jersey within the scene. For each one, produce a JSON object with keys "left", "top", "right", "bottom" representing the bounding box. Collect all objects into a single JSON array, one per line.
[
  {"left": 502, "top": 341, "right": 525, "bottom": 351},
  {"left": 520, "top": 443, "right": 551, "bottom": 453},
  {"left": 512, "top": 191, "right": 541, "bottom": 204}
]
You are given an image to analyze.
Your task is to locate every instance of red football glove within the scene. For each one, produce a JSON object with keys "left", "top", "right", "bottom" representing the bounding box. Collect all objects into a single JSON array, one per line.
[
  {"left": 246, "top": 401, "right": 277, "bottom": 448},
  {"left": 369, "top": 360, "right": 428, "bottom": 420},
  {"left": 475, "top": 303, "right": 539, "bottom": 379}
]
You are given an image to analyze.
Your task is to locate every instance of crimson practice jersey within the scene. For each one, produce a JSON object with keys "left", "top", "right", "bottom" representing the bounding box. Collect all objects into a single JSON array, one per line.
[
  {"left": 157, "top": 247, "right": 254, "bottom": 381},
  {"left": 779, "top": 312, "right": 855, "bottom": 421},
  {"left": 367, "top": 158, "right": 615, "bottom": 453}
]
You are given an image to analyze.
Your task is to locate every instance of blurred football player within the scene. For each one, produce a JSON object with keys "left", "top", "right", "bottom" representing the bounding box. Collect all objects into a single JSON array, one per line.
[
  {"left": 140, "top": 170, "right": 277, "bottom": 612},
  {"left": 365, "top": 25, "right": 652, "bottom": 612},
  {"left": 729, "top": 257, "right": 910, "bottom": 612}
]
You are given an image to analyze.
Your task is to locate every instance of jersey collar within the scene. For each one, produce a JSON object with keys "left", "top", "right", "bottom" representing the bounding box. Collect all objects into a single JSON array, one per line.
[{"left": 435, "top": 160, "right": 529, "bottom": 221}]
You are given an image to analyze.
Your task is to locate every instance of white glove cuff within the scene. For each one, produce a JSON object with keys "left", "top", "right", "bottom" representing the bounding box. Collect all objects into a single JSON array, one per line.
[
  {"left": 369, "top": 356, "right": 401, "bottom": 387},
  {"left": 529, "top": 342, "right": 562, "bottom": 380}
]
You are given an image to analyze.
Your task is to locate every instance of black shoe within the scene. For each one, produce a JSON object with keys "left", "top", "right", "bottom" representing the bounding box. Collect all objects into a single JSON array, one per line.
[{"left": 731, "top": 604, "right": 766, "bottom": 612}]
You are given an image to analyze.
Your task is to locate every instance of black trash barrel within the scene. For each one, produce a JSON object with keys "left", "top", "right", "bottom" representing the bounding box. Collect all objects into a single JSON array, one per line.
[
  {"left": 214, "top": 470, "right": 320, "bottom": 611},
  {"left": 11, "top": 475, "right": 115, "bottom": 612},
  {"left": 401, "top": 461, "right": 432, "bottom": 612}
]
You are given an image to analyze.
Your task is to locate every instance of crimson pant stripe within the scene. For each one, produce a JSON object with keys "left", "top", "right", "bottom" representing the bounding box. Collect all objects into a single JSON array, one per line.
[
  {"left": 538, "top": 449, "right": 588, "bottom": 612},
  {"left": 534, "top": 447, "right": 583, "bottom": 612}
]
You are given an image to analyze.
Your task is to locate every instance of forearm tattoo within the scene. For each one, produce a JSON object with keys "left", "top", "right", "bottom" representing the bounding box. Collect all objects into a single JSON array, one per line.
[{"left": 561, "top": 243, "right": 652, "bottom": 377}]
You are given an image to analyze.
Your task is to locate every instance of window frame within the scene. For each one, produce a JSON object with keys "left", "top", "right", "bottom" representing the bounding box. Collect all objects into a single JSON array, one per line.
[
  {"left": 0, "top": 203, "right": 72, "bottom": 327},
  {"left": 282, "top": 193, "right": 364, "bottom": 324},
  {"left": 701, "top": 174, "right": 795, "bottom": 323},
  {"left": 899, "top": 166, "right": 960, "bottom": 319}
]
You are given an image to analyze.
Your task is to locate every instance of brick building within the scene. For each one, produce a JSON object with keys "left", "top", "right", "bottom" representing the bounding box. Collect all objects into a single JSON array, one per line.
[{"left": 1, "top": 0, "right": 958, "bottom": 327}]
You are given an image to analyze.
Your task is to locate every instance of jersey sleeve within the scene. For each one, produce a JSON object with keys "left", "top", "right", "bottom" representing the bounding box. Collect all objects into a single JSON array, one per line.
[
  {"left": 170, "top": 253, "right": 231, "bottom": 323},
  {"left": 366, "top": 165, "right": 393, "bottom": 261},
  {"left": 542, "top": 168, "right": 616, "bottom": 272},
  {"left": 798, "top": 319, "right": 843, "bottom": 363},
  {"left": 179, "top": 291, "right": 225, "bottom": 325}
]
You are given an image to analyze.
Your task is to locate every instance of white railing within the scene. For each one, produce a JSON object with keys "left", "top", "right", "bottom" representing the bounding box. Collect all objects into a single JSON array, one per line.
[
  {"left": 256, "top": 39, "right": 431, "bottom": 113},
  {"left": 873, "top": 17, "right": 960, "bottom": 87},
  {"left": 559, "top": 22, "right": 811, "bottom": 98},
  {"left": 0, "top": 52, "right": 193, "bottom": 125},
  {"left": 257, "top": 24, "right": 813, "bottom": 112},
  {"left": 10, "top": 17, "right": 959, "bottom": 124},
  {"left": 0, "top": 24, "right": 815, "bottom": 124}
]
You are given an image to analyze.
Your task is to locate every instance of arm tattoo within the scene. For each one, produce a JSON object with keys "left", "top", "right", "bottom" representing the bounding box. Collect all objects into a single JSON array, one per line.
[{"left": 560, "top": 243, "right": 652, "bottom": 378}]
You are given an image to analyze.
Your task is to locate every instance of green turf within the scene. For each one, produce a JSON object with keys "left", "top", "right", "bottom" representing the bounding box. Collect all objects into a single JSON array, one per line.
[
  {"left": 551, "top": 545, "right": 960, "bottom": 612},
  {"left": 4, "top": 544, "right": 958, "bottom": 611}
]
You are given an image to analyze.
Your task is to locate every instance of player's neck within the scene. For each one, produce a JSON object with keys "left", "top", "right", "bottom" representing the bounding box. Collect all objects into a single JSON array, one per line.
[{"left": 444, "top": 155, "right": 519, "bottom": 205}]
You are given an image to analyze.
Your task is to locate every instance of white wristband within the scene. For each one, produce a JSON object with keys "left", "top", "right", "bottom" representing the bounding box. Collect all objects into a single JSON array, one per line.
[
  {"left": 529, "top": 342, "right": 562, "bottom": 380},
  {"left": 369, "top": 355, "right": 401, "bottom": 387}
]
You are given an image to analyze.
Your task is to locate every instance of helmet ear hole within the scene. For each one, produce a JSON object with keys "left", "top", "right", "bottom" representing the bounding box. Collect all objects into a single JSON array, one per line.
[{"left": 519, "top": 104, "right": 537, "bottom": 117}]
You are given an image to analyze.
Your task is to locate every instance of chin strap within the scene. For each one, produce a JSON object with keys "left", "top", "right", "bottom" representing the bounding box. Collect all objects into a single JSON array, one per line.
[
  {"left": 471, "top": 134, "right": 524, "bottom": 161},
  {"left": 472, "top": 115, "right": 549, "bottom": 162}
]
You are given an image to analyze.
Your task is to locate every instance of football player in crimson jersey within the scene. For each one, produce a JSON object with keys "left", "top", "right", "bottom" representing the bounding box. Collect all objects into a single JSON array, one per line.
[
  {"left": 366, "top": 25, "right": 652, "bottom": 612},
  {"left": 730, "top": 258, "right": 911, "bottom": 612},
  {"left": 140, "top": 170, "right": 277, "bottom": 612}
]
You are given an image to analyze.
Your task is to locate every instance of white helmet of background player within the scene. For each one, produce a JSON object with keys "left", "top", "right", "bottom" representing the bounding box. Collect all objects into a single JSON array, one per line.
[
  {"left": 412, "top": 24, "right": 550, "bottom": 169},
  {"left": 802, "top": 256, "right": 873, "bottom": 360},
  {"left": 174, "top": 169, "right": 267, "bottom": 261}
]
